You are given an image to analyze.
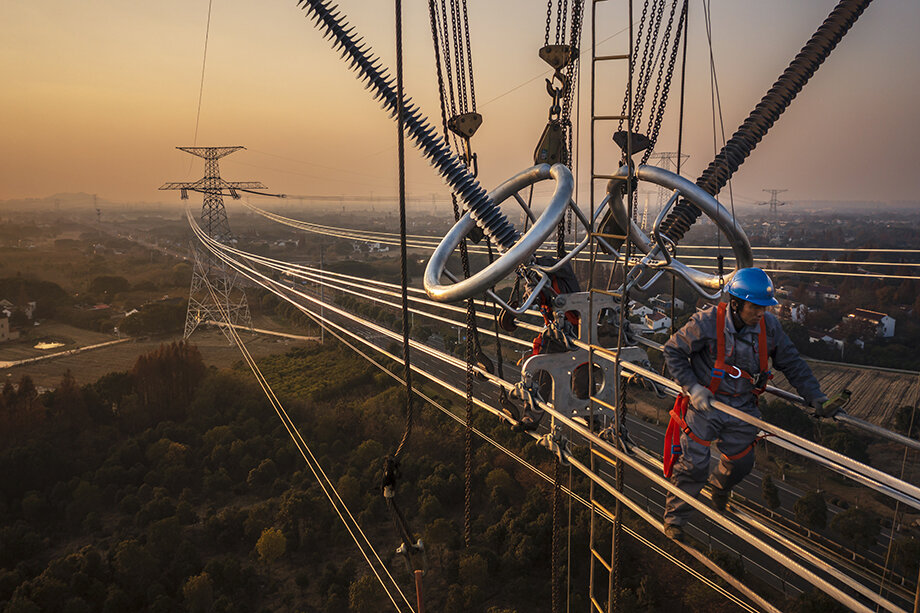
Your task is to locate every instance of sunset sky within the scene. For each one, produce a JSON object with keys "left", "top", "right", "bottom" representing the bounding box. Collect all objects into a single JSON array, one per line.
[{"left": 1, "top": 0, "right": 918, "bottom": 210}]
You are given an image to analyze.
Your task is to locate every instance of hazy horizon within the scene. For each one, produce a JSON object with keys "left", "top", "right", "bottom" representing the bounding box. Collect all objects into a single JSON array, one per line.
[{"left": 2, "top": 1, "right": 919, "bottom": 209}]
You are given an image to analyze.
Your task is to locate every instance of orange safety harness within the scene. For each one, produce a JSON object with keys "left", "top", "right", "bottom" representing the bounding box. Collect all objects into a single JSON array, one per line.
[
  {"left": 663, "top": 303, "right": 772, "bottom": 477},
  {"left": 528, "top": 275, "right": 580, "bottom": 358}
]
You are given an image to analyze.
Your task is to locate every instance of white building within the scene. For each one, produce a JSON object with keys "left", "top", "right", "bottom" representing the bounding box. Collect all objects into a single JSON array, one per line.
[
  {"left": 790, "top": 303, "right": 808, "bottom": 324},
  {"left": 652, "top": 294, "right": 685, "bottom": 311},
  {"left": 776, "top": 301, "right": 808, "bottom": 324},
  {"left": 808, "top": 329, "right": 845, "bottom": 351},
  {"left": 847, "top": 309, "right": 895, "bottom": 338},
  {"left": 645, "top": 311, "right": 671, "bottom": 332},
  {"left": 629, "top": 302, "right": 653, "bottom": 317}
]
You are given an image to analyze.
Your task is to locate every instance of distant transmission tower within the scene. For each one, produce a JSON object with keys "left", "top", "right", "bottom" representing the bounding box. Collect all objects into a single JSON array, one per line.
[
  {"left": 160, "top": 146, "right": 271, "bottom": 341},
  {"left": 757, "top": 188, "right": 790, "bottom": 216},
  {"left": 646, "top": 152, "right": 689, "bottom": 231}
]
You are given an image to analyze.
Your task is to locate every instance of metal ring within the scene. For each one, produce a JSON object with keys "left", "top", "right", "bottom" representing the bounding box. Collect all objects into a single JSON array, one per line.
[
  {"left": 424, "top": 163, "right": 574, "bottom": 303},
  {"left": 609, "top": 164, "right": 754, "bottom": 291}
]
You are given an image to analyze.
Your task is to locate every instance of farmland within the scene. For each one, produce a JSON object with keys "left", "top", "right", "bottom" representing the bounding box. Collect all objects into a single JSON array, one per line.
[
  {"left": 1, "top": 325, "right": 315, "bottom": 390},
  {"left": 773, "top": 359, "right": 919, "bottom": 428}
]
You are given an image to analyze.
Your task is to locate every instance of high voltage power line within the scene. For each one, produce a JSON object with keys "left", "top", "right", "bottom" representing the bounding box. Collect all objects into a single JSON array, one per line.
[{"left": 188, "top": 209, "right": 919, "bottom": 612}]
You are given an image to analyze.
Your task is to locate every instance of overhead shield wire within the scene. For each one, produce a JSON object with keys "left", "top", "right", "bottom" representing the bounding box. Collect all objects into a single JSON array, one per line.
[
  {"left": 222, "top": 241, "right": 763, "bottom": 612},
  {"left": 192, "top": 213, "right": 915, "bottom": 612},
  {"left": 241, "top": 200, "right": 920, "bottom": 281},
  {"left": 198, "top": 225, "right": 920, "bottom": 510},
  {"left": 189, "top": 216, "right": 413, "bottom": 612},
  {"left": 201, "top": 0, "right": 914, "bottom": 605}
]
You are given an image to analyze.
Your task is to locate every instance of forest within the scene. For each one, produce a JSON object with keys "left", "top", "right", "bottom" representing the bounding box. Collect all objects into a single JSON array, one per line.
[{"left": 0, "top": 339, "right": 910, "bottom": 612}]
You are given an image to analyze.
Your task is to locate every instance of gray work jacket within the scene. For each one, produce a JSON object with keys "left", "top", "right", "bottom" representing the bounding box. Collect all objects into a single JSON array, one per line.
[{"left": 663, "top": 305, "right": 823, "bottom": 408}]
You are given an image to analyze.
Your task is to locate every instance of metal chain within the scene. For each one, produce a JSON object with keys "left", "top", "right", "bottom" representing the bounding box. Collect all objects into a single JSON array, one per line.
[
  {"left": 437, "top": 0, "right": 458, "bottom": 120},
  {"left": 554, "top": 0, "right": 563, "bottom": 44},
  {"left": 461, "top": 0, "right": 476, "bottom": 111},
  {"left": 551, "top": 0, "right": 583, "bottom": 254},
  {"left": 430, "top": 0, "right": 480, "bottom": 548},
  {"left": 560, "top": 0, "right": 569, "bottom": 45},
  {"left": 633, "top": 0, "right": 666, "bottom": 134},
  {"left": 464, "top": 301, "right": 474, "bottom": 547},
  {"left": 642, "top": 0, "right": 687, "bottom": 165},
  {"left": 644, "top": 0, "right": 678, "bottom": 136},
  {"left": 560, "top": 0, "right": 585, "bottom": 155},
  {"left": 552, "top": 457, "right": 562, "bottom": 613},
  {"left": 544, "top": 0, "right": 552, "bottom": 46},
  {"left": 562, "top": 0, "right": 584, "bottom": 248},
  {"left": 449, "top": 0, "right": 467, "bottom": 112},
  {"left": 618, "top": 0, "right": 651, "bottom": 132},
  {"left": 557, "top": 216, "right": 566, "bottom": 257}
]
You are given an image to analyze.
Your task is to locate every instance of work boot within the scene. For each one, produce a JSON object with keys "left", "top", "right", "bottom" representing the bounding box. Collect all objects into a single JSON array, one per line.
[
  {"left": 664, "top": 524, "right": 684, "bottom": 543},
  {"left": 710, "top": 487, "right": 730, "bottom": 513}
]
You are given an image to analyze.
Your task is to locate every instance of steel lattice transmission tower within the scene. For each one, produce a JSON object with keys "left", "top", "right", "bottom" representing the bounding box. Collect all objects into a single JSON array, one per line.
[
  {"left": 757, "top": 188, "right": 790, "bottom": 216},
  {"left": 160, "top": 146, "right": 268, "bottom": 341},
  {"left": 643, "top": 152, "right": 689, "bottom": 231}
]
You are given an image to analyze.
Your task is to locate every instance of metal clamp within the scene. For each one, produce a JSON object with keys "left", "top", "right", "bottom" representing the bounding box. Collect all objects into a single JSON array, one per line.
[
  {"left": 608, "top": 164, "right": 754, "bottom": 297},
  {"left": 538, "top": 424, "right": 570, "bottom": 465},
  {"left": 424, "top": 164, "right": 573, "bottom": 303}
]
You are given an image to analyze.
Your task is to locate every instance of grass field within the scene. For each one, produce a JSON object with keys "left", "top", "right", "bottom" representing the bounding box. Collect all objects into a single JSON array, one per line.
[
  {"left": 773, "top": 361, "right": 919, "bottom": 427},
  {"left": 2, "top": 323, "right": 314, "bottom": 391},
  {"left": 0, "top": 321, "right": 115, "bottom": 362}
]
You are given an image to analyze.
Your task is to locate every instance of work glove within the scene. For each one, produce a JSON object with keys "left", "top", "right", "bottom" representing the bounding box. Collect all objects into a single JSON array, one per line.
[
  {"left": 812, "top": 390, "right": 851, "bottom": 418},
  {"left": 688, "top": 383, "right": 713, "bottom": 413},
  {"left": 809, "top": 397, "right": 830, "bottom": 416}
]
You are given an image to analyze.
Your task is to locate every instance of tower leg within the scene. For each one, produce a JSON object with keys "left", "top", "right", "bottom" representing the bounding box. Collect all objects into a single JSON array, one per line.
[{"left": 184, "top": 245, "right": 252, "bottom": 343}]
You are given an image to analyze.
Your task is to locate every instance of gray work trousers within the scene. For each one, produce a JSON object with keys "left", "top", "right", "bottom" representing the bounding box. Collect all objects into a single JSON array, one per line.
[{"left": 663, "top": 399, "right": 760, "bottom": 527}]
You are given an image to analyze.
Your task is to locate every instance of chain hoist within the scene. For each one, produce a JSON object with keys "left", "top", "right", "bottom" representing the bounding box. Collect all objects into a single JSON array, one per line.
[
  {"left": 613, "top": 0, "right": 686, "bottom": 168},
  {"left": 534, "top": 0, "right": 583, "bottom": 168},
  {"left": 533, "top": 53, "right": 571, "bottom": 166}
]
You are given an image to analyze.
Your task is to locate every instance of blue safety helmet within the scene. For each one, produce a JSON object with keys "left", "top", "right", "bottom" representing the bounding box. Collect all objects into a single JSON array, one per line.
[{"left": 725, "top": 267, "right": 779, "bottom": 306}]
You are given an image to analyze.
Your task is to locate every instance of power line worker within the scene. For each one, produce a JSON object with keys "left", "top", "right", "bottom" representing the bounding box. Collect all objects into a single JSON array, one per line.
[{"left": 661, "top": 267, "right": 831, "bottom": 542}]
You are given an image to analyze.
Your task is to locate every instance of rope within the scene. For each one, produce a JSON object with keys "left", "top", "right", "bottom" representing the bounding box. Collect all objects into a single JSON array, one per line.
[
  {"left": 393, "top": 0, "right": 413, "bottom": 461},
  {"left": 187, "top": 0, "right": 214, "bottom": 176},
  {"left": 195, "top": 252, "right": 412, "bottom": 612},
  {"left": 552, "top": 458, "right": 562, "bottom": 613},
  {"left": 702, "top": 0, "right": 738, "bottom": 242}
]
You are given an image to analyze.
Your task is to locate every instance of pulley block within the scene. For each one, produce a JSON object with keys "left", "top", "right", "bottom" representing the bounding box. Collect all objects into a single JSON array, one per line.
[
  {"left": 447, "top": 112, "right": 483, "bottom": 139},
  {"left": 534, "top": 121, "right": 566, "bottom": 165},
  {"left": 539, "top": 44, "right": 576, "bottom": 71},
  {"left": 612, "top": 130, "right": 652, "bottom": 159}
]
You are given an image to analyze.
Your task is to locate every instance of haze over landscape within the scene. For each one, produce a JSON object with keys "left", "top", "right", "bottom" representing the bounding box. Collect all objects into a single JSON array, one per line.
[
  {"left": 2, "top": 0, "right": 919, "bottom": 210},
  {"left": 1, "top": 2, "right": 919, "bottom": 612}
]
